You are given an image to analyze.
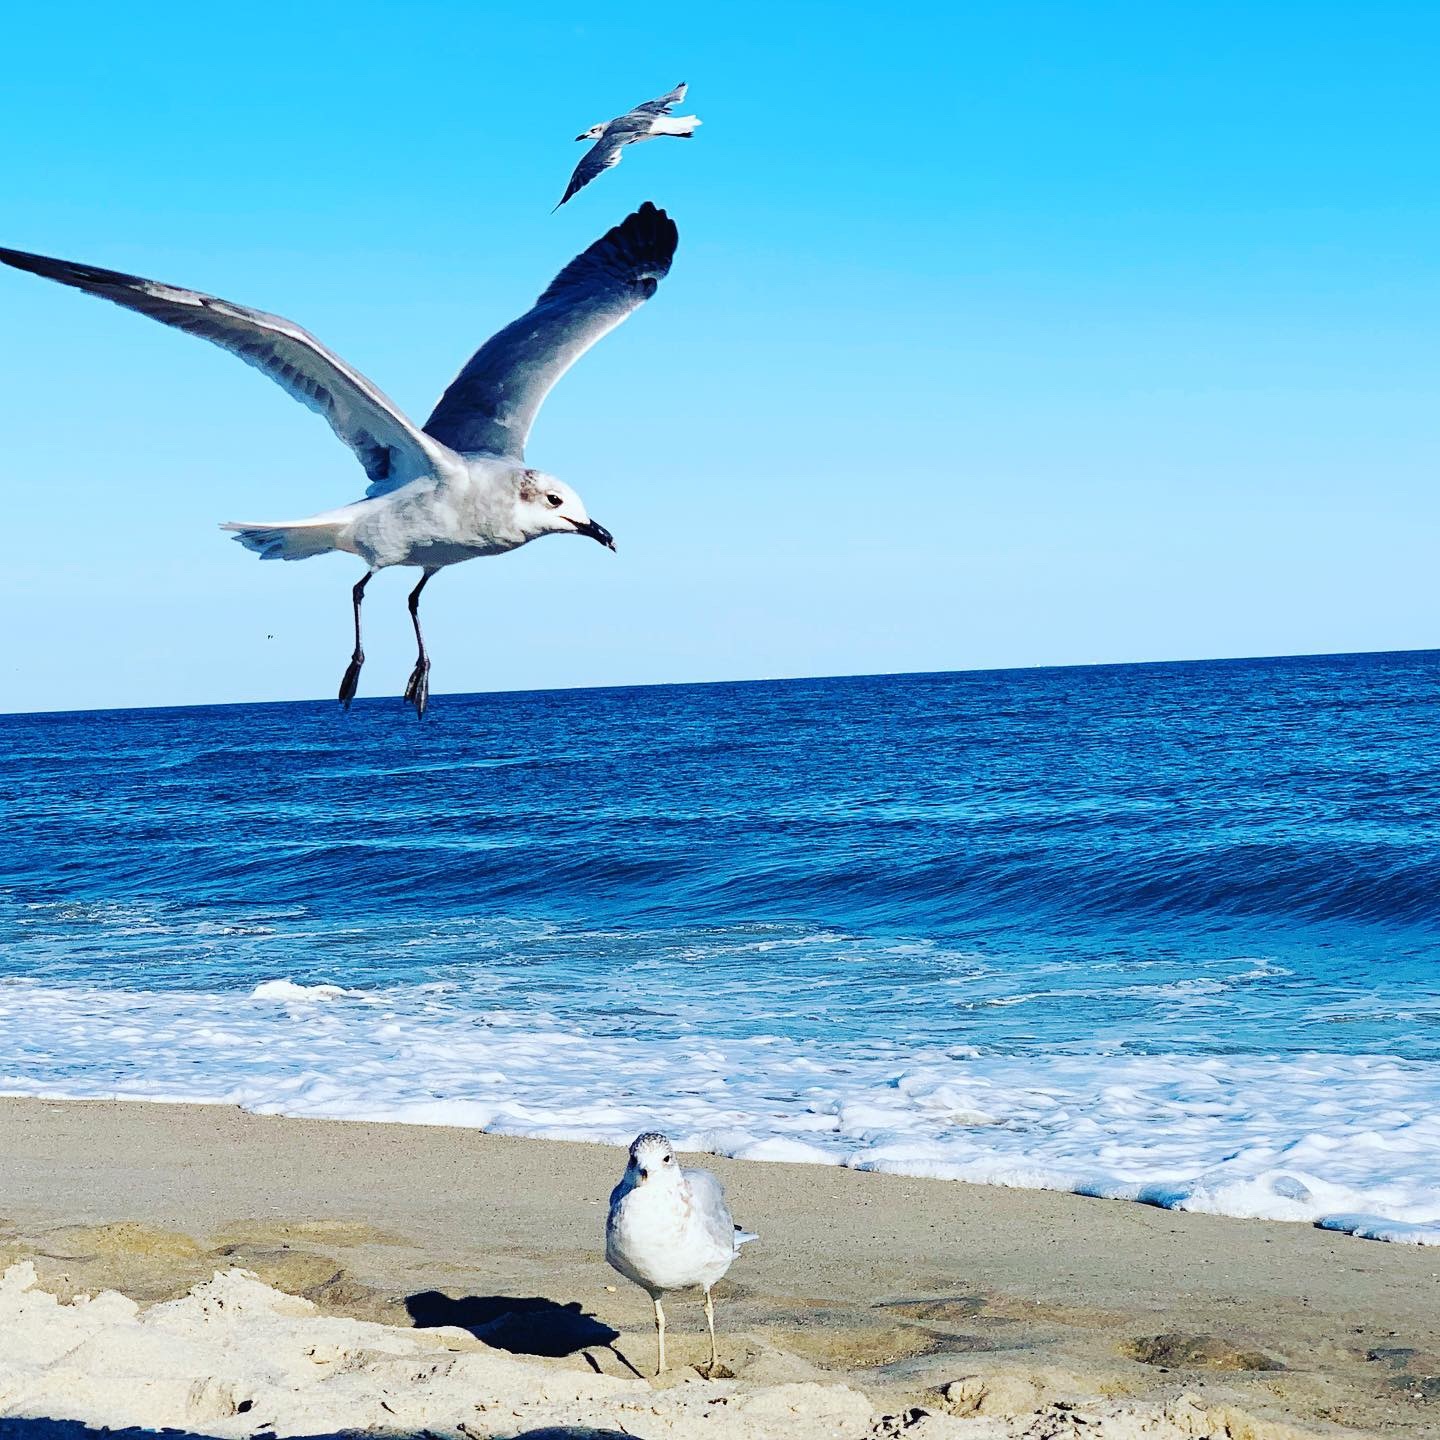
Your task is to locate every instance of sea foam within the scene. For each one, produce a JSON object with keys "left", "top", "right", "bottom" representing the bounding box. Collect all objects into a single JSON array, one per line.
[{"left": 1, "top": 977, "right": 1436, "bottom": 1244}]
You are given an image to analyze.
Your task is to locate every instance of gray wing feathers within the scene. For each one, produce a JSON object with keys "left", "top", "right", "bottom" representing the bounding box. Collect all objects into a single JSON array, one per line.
[
  {"left": 0, "top": 245, "right": 446, "bottom": 496},
  {"left": 632, "top": 82, "right": 687, "bottom": 117},
  {"left": 423, "top": 202, "right": 678, "bottom": 459},
  {"left": 556, "top": 137, "right": 625, "bottom": 209},
  {"left": 685, "top": 1167, "right": 743, "bottom": 1253}
]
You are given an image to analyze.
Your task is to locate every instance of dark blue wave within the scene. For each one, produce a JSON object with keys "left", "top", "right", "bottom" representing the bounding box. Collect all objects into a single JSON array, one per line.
[
  {"left": 2, "top": 649, "right": 1439, "bottom": 1063},
  {"left": 5, "top": 651, "right": 1440, "bottom": 932}
]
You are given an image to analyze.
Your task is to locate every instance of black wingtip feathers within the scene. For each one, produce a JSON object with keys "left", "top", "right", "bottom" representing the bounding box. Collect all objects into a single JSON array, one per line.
[
  {"left": 613, "top": 201, "right": 679, "bottom": 268},
  {"left": 537, "top": 202, "right": 678, "bottom": 305}
]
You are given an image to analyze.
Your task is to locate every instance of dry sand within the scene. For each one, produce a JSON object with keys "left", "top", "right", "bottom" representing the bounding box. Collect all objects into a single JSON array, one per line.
[{"left": 0, "top": 1097, "right": 1436, "bottom": 1438}]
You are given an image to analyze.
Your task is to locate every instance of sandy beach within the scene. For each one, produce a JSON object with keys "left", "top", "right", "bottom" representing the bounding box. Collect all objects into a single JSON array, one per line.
[{"left": 0, "top": 1097, "right": 1434, "bottom": 1437}]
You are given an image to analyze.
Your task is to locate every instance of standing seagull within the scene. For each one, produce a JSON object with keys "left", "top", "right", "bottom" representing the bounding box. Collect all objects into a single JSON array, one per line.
[
  {"left": 606, "top": 1131, "right": 757, "bottom": 1377},
  {"left": 0, "top": 203, "right": 678, "bottom": 718},
  {"left": 558, "top": 83, "right": 701, "bottom": 209}
]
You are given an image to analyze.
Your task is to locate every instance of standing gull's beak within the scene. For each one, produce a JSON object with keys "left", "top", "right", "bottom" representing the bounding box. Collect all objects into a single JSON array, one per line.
[{"left": 573, "top": 518, "right": 617, "bottom": 551}]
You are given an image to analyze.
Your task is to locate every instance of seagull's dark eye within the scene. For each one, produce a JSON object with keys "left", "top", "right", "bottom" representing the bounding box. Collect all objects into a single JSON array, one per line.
[
  {"left": 546, "top": 493, "right": 563, "bottom": 508},
  {"left": 662, "top": 1154, "right": 673, "bottom": 1164}
]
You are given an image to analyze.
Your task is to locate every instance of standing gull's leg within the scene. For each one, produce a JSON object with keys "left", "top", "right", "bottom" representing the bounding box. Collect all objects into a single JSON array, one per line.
[
  {"left": 338, "top": 570, "right": 374, "bottom": 709},
  {"left": 702, "top": 1286, "right": 718, "bottom": 1374},
  {"left": 652, "top": 1295, "right": 667, "bottom": 1376},
  {"left": 403, "top": 568, "right": 438, "bottom": 720}
]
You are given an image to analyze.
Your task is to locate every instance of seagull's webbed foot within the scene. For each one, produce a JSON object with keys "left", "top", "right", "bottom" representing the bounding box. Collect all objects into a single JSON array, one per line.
[
  {"left": 403, "top": 658, "right": 431, "bottom": 721},
  {"left": 338, "top": 649, "right": 364, "bottom": 709}
]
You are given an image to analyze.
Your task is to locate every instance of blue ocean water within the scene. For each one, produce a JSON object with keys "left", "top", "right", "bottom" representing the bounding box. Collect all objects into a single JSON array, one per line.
[{"left": 2, "top": 650, "right": 1438, "bottom": 1237}]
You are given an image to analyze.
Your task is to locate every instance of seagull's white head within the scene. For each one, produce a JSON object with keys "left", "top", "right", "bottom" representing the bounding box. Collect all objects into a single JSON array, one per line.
[
  {"left": 516, "top": 470, "right": 615, "bottom": 551},
  {"left": 625, "top": 1131, "right": 681, "bottom": 1188},
  {"left": 576, "top": 123, "right": 606, "bottom": 141}
]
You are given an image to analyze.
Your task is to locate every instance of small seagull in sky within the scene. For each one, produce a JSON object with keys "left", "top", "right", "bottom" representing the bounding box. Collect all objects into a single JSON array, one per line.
[
  {"left": 557, "top": 83, "right": 701, "bottom": 209},
  {"left": 606, "top": 1131, "right": 757, "bottom": 1377},
  {"left": 0, "top": 204, "right": 678, "bottom": 718}
]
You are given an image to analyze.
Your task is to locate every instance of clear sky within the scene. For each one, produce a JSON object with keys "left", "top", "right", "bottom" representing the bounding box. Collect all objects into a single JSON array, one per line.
[{"left": 3, "top": 1, "right": 1439, "bottom": 712}]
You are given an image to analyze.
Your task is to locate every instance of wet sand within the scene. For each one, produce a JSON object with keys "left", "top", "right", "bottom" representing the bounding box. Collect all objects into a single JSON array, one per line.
[{"left": 0, "top": 1096, "right": 1436, "bottom": 1436}]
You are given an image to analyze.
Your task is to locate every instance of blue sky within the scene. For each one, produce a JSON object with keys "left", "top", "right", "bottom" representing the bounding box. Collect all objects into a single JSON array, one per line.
[{"left": 2, "top": 1, "right": 1439, "bottom": 711}]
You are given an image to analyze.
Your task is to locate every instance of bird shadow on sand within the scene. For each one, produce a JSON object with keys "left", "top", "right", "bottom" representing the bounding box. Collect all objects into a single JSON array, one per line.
[{"left": 405, "top": 1289, "right": 632, "bottom": 1367}]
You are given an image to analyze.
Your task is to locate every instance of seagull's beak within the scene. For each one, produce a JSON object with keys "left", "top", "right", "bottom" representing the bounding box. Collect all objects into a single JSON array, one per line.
[
  {"left": 575, "top": 132, "right": 592, "bottom": 142},
  {"left": 572, "top": 517, "right": 616, "bottom": 551}
]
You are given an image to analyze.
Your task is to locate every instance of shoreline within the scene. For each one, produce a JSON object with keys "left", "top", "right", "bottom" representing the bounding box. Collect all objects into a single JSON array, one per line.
[
  {"left": 1, "top": 1095, "right": 1437, "bottom": 1436},
  {"left": 2, "top": 1026, "right": 1436, "bottom": 1247},
  {"left": 2, "top": 1077, "right": 1437, "bottom": 1247},
  {"left": 4, "top": 971, "right": 1438, "bottom": 1249}
]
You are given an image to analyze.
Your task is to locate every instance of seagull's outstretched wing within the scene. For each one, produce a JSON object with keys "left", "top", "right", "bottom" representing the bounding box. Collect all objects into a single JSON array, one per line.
[
  {"left": 424, "top": 202, "right": 678, "bottom": 459},
  {"left": 630, "top": 82, "right": 687, "bottom": 118},
  {"left": 0, "top": 245, "right": 453, "bottom": 496},
  {"left": 555, "top": 134, "right": 627, "bottom": 210}
]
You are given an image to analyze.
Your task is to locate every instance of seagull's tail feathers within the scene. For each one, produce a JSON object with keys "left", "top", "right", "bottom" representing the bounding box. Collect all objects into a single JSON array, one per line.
[
  {"left": 221, "top": 518, "right": 348, "bottom": 561},
  {"left": 653, "top": 115, "right": 701, "bottom": 137},
  {"left": 733, "top": 1227, "right": 759, "bottom": 1252}
]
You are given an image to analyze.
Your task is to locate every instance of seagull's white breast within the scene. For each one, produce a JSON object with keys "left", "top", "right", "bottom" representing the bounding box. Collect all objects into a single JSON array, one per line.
[
  {"left": 606, "top": 1178, "right": 737, "bottom": 1295},
  {"left": 344, "top": 455, "right": 527, "bottom": 569}
]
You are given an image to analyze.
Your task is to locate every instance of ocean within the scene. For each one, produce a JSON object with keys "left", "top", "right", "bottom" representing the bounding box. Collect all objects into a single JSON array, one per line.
[{"left": 2, "top": 649, "right": 1437, "bottom": 1242}]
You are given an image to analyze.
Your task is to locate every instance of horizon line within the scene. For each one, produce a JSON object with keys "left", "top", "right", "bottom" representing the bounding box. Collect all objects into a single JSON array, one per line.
[{"left": 2, "top": 643, "right": 1436, "bottom": 721}]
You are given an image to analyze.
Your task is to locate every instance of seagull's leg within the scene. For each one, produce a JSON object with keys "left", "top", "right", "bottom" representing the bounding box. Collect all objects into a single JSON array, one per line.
[
  {"left": 653, "top": 1295, "right": 667, "bottom": 1376},
  {"left": 402, "top": 567, "right": 438, "bottom": 720},
  {"left": 703, "top": 1286, "right": 718, "bottom": 1374},
  {"left": 338, "top": 570, "right": 375, "bottom": 709}
]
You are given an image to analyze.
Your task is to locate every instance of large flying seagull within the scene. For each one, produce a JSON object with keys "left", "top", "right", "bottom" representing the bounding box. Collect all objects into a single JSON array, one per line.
[{"left": 0, "top": 204, "right": 679, "bottom": 717}]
